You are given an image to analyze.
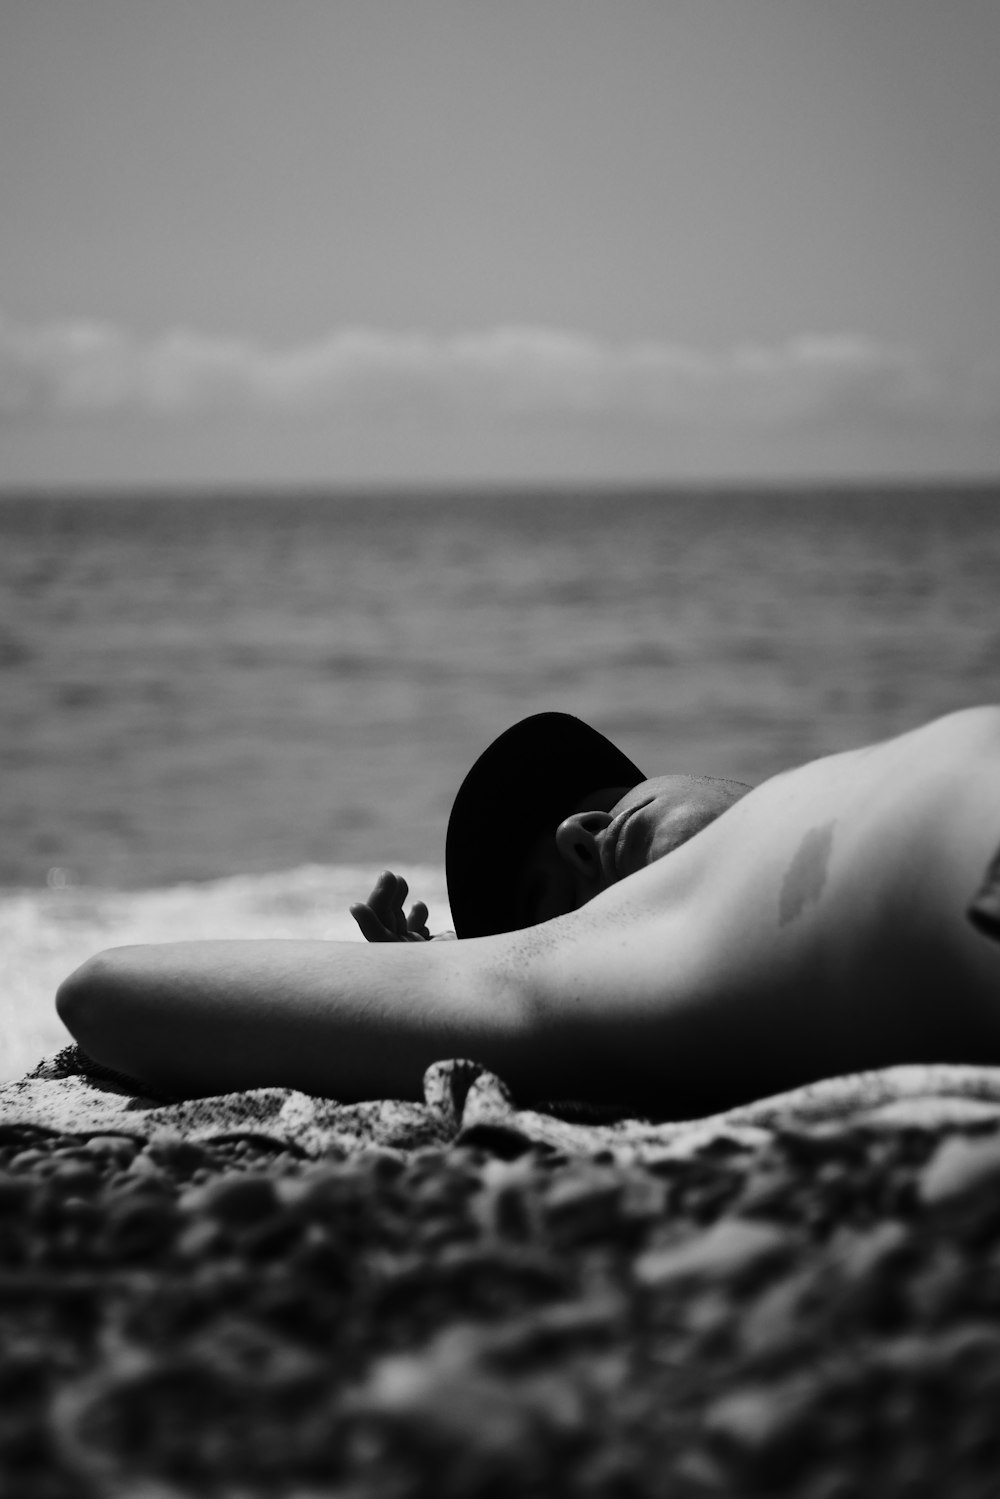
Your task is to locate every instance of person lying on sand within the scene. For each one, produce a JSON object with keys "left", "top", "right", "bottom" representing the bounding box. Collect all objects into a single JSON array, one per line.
[{"left": 56, "top": 707, "right": 1000, "bottom": 1119}]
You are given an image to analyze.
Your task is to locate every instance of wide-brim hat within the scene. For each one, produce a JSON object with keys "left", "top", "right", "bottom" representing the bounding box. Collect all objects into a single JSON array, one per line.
[{"left": 445, "top": 712, "right": 646, "bottom": 938}]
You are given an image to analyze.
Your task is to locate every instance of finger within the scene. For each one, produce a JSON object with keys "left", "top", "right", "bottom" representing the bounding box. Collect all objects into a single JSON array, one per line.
[
  {"left": 364, "top": 870, "right": 395, "bottom": 914},
  {"left": 388, "top": 873, "right": 413, "bottom": 936},
  {"left": 350, "top": 903, "right": 392, "bottom": 943},
  {"left": 406, "top": 901, "right": 429, "bottom": 936},
  {"left": 370, "top": 871, "right": 408, "bottom": 935}
]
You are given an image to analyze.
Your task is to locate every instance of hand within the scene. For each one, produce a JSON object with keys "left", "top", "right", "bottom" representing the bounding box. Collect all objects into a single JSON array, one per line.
[{"left": 350, "top": 870, "right": 433, "bottom": 943}]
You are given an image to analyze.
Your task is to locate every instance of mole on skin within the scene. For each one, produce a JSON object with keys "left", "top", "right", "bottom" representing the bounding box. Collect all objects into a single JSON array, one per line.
[{"left": 779, "top": 822, "right": 836, "bottom": 926}]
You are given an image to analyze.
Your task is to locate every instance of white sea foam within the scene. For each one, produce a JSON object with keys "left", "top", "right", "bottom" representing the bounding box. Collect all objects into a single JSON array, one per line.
[{"left": 0, "top": 863, "right": 451, "bottom": 1083}]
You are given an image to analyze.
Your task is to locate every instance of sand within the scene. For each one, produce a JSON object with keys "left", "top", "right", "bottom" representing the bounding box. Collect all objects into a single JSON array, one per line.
[{"left": 3, "top": 1063, "right": 1000, "bottom": 1495}]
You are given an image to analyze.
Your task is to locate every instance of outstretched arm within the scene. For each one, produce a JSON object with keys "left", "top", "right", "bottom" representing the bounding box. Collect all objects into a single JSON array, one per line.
[{"left": 56, "top": 937, "right": 524, "bottom": 1103}]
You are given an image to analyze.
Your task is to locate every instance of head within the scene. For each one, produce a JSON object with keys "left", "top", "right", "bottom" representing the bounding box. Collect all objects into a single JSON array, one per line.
[
  {"left": 445, "top": 712, "right": 751, "bottom": 938},
  {"left": 511, "top": 774, "right": 750, "bottom": 927}
]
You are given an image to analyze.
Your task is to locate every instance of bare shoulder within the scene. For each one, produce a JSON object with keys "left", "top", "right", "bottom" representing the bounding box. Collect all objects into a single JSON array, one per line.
[
  {"left": 885, "top": 704, "right": 1000, "bottom": 773},
  {"left": 516, "top": 705, "right": 1000, "bottom": 1103}
]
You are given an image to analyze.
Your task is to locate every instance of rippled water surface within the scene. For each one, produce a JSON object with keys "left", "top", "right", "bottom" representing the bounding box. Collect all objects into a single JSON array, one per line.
[{"left": 2, "top": 485, "right": 998, "bottom": 889}]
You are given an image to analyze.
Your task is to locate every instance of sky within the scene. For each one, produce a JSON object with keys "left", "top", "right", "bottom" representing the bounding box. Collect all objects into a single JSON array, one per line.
[{"left": 1, "top": 0, "right": 999, "bottom": 487}]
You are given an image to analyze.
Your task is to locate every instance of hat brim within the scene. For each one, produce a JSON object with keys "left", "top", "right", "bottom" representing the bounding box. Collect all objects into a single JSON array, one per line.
[{"left": 445, "top": 712, "right": 646, "bottom": 938}]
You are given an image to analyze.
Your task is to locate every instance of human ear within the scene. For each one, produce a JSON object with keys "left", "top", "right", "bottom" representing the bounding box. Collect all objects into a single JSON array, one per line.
[{"left": 554, "top": 811, "right": 614, "bottom": 883}]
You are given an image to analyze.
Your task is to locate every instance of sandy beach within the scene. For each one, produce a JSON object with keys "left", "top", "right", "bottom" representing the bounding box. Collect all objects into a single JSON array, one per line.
[
  {"left": 4, "top": 1046, "right": 1000, "bottom": 1494},
  {"left": 5, "top": 2, "right": 1000, "bottom": 1486}
]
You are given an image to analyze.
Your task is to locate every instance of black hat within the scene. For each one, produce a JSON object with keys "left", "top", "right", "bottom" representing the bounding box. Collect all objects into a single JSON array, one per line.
[{"left": 445, "top": 712, "right": 646, "bottom": 938}]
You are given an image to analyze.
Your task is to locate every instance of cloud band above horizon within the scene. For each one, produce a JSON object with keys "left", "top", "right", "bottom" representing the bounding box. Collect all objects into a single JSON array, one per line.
[{"left": 3, "top": 313, "right": 997, "bottom": 436}]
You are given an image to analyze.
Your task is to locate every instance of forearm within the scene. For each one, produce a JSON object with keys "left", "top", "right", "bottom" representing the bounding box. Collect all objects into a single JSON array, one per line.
[{"left": 56, "top": 938, "right": 527, "bottom": 1102}]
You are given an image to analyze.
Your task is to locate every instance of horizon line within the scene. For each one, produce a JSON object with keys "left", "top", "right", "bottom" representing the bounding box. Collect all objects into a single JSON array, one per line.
[{"left": 1, "top": 475, "right": 998, "bottom": 500}]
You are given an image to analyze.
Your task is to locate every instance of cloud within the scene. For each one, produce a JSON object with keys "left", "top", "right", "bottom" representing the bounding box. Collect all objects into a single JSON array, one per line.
[{"left": 1, "top": 312, "right": 996, "bottom": 437}]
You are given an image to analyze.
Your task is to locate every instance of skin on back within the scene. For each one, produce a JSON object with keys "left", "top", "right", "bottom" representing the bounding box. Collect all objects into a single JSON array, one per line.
[
  {"left": 514, "top": 707, "right": 1000, "bottom": 1112},
  {"left": 56, "top": 707, "right": 1000, "bottom": 1116}
]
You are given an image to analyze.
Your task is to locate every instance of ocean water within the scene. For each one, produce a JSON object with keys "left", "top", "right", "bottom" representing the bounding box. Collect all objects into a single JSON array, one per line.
[
  {"left": 4, "top": 483, "right": 1000, "bottom": 890},
  {"left": 1, "top": 483, "right": 999, "bottom": 1074}
]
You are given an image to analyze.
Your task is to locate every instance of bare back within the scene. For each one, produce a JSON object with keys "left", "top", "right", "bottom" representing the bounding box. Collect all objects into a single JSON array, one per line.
[{"left": 513, "top": 707, "right": 1000, "bottom": 1113}]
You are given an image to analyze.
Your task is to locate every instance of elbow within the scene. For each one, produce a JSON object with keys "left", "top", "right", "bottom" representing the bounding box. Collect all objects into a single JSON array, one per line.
[{"left": 56, "top": 947, "right": 140, "bottom": 1064}]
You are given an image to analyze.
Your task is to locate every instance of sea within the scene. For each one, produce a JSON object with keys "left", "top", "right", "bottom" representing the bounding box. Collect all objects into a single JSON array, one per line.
[{"left": 1, "top": 482, "right": 999, "bottom": 1076}]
